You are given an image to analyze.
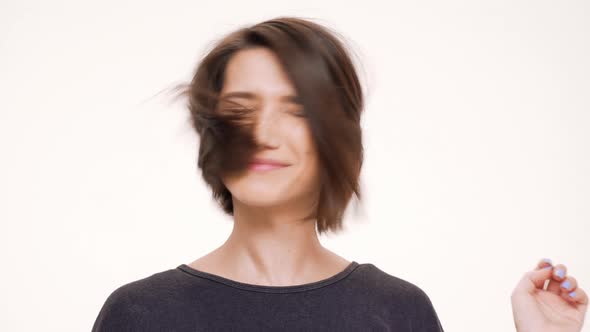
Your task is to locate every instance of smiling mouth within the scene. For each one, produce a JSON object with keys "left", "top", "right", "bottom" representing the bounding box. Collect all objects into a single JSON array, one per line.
[{"left": 248, "top": 163, "right": 289, "bottom": 171}]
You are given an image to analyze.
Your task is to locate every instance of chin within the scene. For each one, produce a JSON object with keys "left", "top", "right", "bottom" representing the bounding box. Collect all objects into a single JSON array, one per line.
[
  {"left": 225, "top": 177, "right": 308, "bottom": 208},
  {"left": 235, "top": 191, "right": 290, "bottom": 207}
]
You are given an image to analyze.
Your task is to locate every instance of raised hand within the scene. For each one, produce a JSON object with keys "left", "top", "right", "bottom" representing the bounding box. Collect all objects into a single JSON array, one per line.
[{"left": 511, "top": 258, "right": 588, "bottom": 332}]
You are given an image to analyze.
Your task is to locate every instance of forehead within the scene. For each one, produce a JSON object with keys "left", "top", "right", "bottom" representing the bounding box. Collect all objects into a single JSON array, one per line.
[{"left": 220, "top": 47, "right": 300, "bottom": 103}]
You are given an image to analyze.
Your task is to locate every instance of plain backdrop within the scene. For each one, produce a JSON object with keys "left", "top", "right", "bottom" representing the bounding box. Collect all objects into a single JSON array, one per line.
[{"left": 1, "top": 0, "right": 588, "bottom": 331}]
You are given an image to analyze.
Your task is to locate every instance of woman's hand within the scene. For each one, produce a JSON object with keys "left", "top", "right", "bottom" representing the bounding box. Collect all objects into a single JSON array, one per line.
[{"left": 511, "top": 258, "right": 588, "bottom": 332}]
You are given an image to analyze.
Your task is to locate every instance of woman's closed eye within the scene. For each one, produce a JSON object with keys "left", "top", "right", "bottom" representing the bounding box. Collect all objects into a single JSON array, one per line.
[
  {"left": 287, "top": 109, "right": 306, "bottom": 118},
  {"left": 287, "top": 107, "right": 307, "bottom": 118}
]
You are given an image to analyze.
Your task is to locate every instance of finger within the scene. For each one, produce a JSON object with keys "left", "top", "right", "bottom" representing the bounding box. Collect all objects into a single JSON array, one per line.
[
  {"left": 533, "top": 258, "right": 559, "bottom": 294},
  {"left": 547, "top": 264, "right": 568, "bottom": 294},
  {"left": 521, "top": 263, "right": 554, "bottom": 292},
  {"left": 535, "top": 258, "right": 553, "bottom": 269},
  {"left": 552, "top": 264, "right": 567, "bottom": 281},
  {"left": 559, "top": 275, "right": 578, "bottom": 294},
  {"left": 562, "top": 286, "right": 589, "bottom": 306}
]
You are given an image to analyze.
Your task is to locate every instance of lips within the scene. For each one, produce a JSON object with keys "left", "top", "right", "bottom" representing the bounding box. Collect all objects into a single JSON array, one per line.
[
  {"left": 248, "top": 157, "right": 291, "bottom": 171},
  {"left": 249, "top": 158, "right": 290, "bottom": 167}
]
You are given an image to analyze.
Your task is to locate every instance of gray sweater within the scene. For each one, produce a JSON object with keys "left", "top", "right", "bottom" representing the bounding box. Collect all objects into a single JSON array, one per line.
[{"left": 92, "top": 261, "right": 445, "bottom": 331}]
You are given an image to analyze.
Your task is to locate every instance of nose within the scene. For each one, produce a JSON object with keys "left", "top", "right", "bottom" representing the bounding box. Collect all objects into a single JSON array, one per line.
[{"left": 254, "top": 104, "right": 280, "bottom": 148}]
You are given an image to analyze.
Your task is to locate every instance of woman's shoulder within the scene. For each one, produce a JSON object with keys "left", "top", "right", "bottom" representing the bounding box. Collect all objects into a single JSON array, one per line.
[
  {"left": 103, "top": 266, "right": 185, "bottom": 299},
  {"left": 357, "top": 262, "right": 444, "bottom": 331},
  {"left": 357, "top": 262, "right": 431, "bottom": 297},
  {"left": 91, "top": 265, "right": 190, "bottom": 331}
]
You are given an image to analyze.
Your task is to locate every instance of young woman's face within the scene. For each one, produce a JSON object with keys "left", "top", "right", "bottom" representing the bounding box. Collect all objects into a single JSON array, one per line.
[{"left": 219, "top": 47, "right": 320, "bottom": 210}]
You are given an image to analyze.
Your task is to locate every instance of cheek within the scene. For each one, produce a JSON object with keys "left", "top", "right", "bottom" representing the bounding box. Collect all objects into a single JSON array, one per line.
[
  {"left": 287, "top": 123, "right": 320, "bottom": 183},
  {"left": 285, "top": 121, "right": 315, "bottom": 154}
]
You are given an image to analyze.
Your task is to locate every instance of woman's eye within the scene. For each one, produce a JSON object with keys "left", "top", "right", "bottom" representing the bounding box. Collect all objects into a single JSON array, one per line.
[
  {"left": 220, "top": 107, "right": 254, "bottom": 115},
  {"left": 289, "top": 110, "right": 306, "bottom": 118}
]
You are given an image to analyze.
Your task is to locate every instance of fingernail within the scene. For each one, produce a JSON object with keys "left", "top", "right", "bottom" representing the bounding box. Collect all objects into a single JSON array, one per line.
[
  {"left": 543, "top": 265, "right": 552, "bottom": 269},
  {"left": 569, "top": 291, "right": 576, "bottom": 298},
  {"left": 561, "top": 280, "right": 571, "bottom": 290},
  {"left": 555, "top": 269, "right": 565, "bottom": 278},
  {"left": 543, "top": 258, "right": 552, "bottom": 265}
]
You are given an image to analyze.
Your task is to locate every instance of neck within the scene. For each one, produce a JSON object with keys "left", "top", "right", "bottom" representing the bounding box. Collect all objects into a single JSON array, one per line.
[{"left": 213, "top": 197, "right": 342, "bottom": 286}]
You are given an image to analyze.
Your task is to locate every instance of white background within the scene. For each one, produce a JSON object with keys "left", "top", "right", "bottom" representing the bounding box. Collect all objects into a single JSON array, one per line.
[{"left": 1, "top": 0, "right": 588, "bottom": 331}]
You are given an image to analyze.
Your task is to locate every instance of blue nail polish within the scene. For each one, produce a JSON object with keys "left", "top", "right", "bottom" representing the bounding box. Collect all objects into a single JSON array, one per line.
[
  {"left": 544, "top": 265, "right": 552, "bottom": 269},
  {"left": 561, "top": 280, "right": 571, "bottom": 289},
  {"left": 569, "top": 291, "right": 576, "bottom": 298},
  {"left": 543, "top": 258, "right": 552, "bottom": 265},
  {"left": 556, "top": 269, "right": 564, "bottom": 278}
]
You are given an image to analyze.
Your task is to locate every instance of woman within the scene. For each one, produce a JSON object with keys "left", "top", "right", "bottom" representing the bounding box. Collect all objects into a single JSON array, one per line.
[{"left": 92, "top": 17, "right": 587, "bottom": 331}]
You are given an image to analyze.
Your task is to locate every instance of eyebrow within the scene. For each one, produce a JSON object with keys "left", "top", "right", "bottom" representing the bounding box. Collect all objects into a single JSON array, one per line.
[{"left": 220, "top": 91, "right": 302, "bottom": 104}]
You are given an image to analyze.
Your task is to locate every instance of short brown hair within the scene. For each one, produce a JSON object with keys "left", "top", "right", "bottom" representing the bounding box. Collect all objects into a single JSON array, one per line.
[{"left": 173, "top": 16, "right": 365, "bottom": 235}]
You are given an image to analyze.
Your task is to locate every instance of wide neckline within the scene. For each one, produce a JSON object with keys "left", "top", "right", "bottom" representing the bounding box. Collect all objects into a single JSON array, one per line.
[{"left": 177, "top": 261, "right": 361, "bottom": 294}]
